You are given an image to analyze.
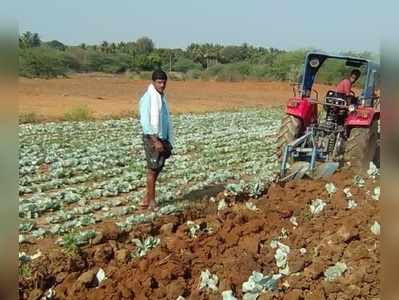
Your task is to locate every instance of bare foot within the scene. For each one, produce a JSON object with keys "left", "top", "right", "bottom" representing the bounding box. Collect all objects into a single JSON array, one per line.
[
  {"left": 148, "top": 202, "right": 160, "bottom": 212},
  {"left": 140, "top": 198, "right": 150, "bottom": 209},
  {"left": 139, "top": 199, "right": 159, "bottom": 211}
]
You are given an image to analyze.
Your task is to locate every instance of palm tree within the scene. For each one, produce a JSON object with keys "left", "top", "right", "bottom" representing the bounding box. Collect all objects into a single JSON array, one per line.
[
  {"left": 20, "top": 31, "right": 41, "bottom": 48},
  {"left": 135, "top": 37, "right": 154, "bottom": 54},
  {"left": 187, "top": 43, "right": 206, "bottom": 68},
  {"left": 21, "top": 31, "right": 33, "bottom": 48},
  {"left": 100, "top": 41, "right": 109, "bottom": 53},
  {"left": 31, "top": 33, "right": 41, "bottom": 47},
  {"left": 110, "top": 42, "right": 117, "bottom": 53},
  {"left": 117, "top": 42, "right": 126, "bottom": 51}
]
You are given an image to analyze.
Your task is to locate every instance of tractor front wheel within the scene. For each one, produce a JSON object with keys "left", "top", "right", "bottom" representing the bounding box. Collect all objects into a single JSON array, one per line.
[
  {"left": 276, "top": 114, "right": 302, "bottom": 160},
  {"left": 344, "top": 119, "right": 379, "bottom": 171}
]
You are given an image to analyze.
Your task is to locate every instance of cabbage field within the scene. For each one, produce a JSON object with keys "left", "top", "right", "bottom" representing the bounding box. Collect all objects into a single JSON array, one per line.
[
  {"left": 19, "top": 109, "right": 282, "bottom": 244},
  {"left": 19, "top": 108, "right": 381, "bottom": 300}
]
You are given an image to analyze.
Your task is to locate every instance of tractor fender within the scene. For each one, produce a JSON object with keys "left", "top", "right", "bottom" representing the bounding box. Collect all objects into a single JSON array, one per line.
[
  {"left": 345, "top": 107, "right": 379, "bottom": 127},
  {"left": 286, "top": 97, "right": 317, "bottom": 127}
]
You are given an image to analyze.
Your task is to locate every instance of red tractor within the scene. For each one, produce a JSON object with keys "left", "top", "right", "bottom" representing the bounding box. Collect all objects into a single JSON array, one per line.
[{"left": 278, "top": 52, "right": 380, "bottom": 181}]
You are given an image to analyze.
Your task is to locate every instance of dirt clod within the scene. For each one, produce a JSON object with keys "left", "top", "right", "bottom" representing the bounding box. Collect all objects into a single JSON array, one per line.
[{"left": 19, "top": 170, "right": 380, "bottom": 299}]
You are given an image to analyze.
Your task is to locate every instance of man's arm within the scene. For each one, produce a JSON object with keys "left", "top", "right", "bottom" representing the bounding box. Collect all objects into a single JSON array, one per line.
[
  {"left": 140, "top": 94, "right": 163, "bottom": 152},
  {"left": 139, "top": 94, "right": 154, "bottom": 135}
]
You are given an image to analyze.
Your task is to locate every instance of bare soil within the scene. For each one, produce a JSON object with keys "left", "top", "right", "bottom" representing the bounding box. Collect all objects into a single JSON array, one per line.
[
  {"left": 19, "top": 169, "right": 380, "bottom": 300},
  {"left": 19, "top": 74, "right": 333, "bottom": 121}
]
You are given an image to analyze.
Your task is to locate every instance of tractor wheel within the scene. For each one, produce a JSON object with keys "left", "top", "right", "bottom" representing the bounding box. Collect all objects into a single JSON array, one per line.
[
  {"left": 276, "top": 114, "right": 302, "bottom": 160},
  {"left": 344, "top": 119, "right": 379, "bottom": 171}
]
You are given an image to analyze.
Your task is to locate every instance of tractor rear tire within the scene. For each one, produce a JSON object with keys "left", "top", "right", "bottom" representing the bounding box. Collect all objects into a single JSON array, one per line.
[
  {"left": 344, "top": 119, "right": 379, "bottom": 171},
  {"left": 276, "top": 114, "right": 302, "bottom": 160}
]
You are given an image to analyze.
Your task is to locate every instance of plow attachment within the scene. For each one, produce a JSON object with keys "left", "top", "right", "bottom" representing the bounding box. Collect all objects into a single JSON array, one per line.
[{"left": 279, "top": 130, "right": 339, "bottom": 182}]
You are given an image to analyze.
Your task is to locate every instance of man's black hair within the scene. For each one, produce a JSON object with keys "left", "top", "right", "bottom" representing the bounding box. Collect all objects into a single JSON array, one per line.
[
  {"left": 351, "top": 69, "right": 361, "bottom": 79},
  {"left": 152, "top": 69, "right": 168, "bottom": 81}
]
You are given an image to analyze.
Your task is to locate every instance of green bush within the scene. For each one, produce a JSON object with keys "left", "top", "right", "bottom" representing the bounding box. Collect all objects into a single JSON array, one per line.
[
  {"left": 215, "top": 68, "right": 244, "bottom": 82},
  {"left": 315, "top": 59, "right": 348, "bottom": 85},
  {"left": 62, "top": 53, "right": 83, "bottom": 73},
  {"left": 233, "top": 63, "right": 251, "bottom": 76},
  {"left": 219, "top": 71, "right": 244, "bottom": 82},
  {"left": 173, "top": 57, "right": 202, "bottom": 73},
  {"left": 268, "top": 50, "right": 307, "bottom": 81},
  {"left": 248, "top": 65, "right": 274, "bottom": 80},
  {"left": 200, "top": 71, "right": 212, "bottom": 81},
  {"left": 64, "top": 106, "right": 92, "bottom": 121},
  {"left": 137, "top": 71, "right": 153, "bottom": 80},
  {"left": 18, "top": 31, "right": 379, "bottom": 83},
  {"left": 134, "top": 54, "right": 162, "bottom": 71},
  {"left": 128, "top": 72, "right": 141, "bottom": 80},
  {"left": 85, "top": 51, "right": 112, "bottom": 72},
  {"left": 219, "top": 46, "right": 244, "bottom": 63},
  {"left": 83, "top": 51, "right": 130, "bottom": 73},
  {"left": 64, "top": 47, "right": 87, "bottom": 72},
  {"left": 203, "top": 63, "right": 249, "bottom": 81},
  {"left": 102, "top": 62, "right": 125, "bottom": 74},
  {"left": 46, "top": 40, "right": 66, "bottom": 51},
  {"left": 168, "top": 72, "right": 185, "bottom": 81},
  {"left": 205, "top": 64, "right": 224, "bottom": 77},
  {"left": 186, "top": 69, "right": 202, "bottom": 80},
  {"left": 19, "top": 47, "right": 68, "bottom": 78}
]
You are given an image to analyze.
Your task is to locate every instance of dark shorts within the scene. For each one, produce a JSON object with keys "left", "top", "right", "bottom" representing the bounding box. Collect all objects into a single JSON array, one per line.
[{"left": 143, "top": 135, "right": 172, "bottom": 171}]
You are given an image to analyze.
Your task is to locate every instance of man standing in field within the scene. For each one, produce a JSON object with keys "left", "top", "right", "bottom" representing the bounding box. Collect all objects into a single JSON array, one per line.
[{"left": 139, "top": 70, "right": 174, "bottom": 210}]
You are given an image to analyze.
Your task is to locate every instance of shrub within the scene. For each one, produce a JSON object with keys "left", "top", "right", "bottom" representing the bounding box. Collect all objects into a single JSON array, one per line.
[
  {"left": 19, "top": 112, "right": 38, "bottom": 124},
  {"left": 19, "top": 47, "right": 68, "bottom": 78},
  {"left": 186, "top": 69, "right": 202, "bottom": 80},
  {"left": 233, "top": 63, "right": 251, "bottom": 76},
  {"left": 134, "top": 54, "right": 161, "bottom": 71},
  {"left": 103, "top": 110, "right": 138, "bottom": 120},
  {"left": 62, "top": 53, "right": 83, "bottom": 73},
  {"left": 137, "top": 71, "right": 153, "bottom": 80},
  {"left": 173, "top": 57, "right": 202, "bottom": 73},
  {"left": 84, "top": 50, "right": 105, "bottom": 72},
  {"left": 64, "top": 106, "right": 92, "bottom": 121},
  {"left": 215, "top": 69, "right": 244, "bottom": 82},
  {"left": 219, "top": 46, "right": 244, "bottom": 63},
  {"left": 204, "top": 64, "right": 248, "bottom": 81},
  {"left": 200, "top": 71, "right": 212, "bottom": 81},
  {"left": 168, "top": 72, "right": 185, "bottom": 81},
  {"left": 46, "top": 40, "right": 66, "bottom": 51},
  {"left": 248, "top": 65, "right": 274, "bottom": 80},
  {"left": 205, "top": 64, "right": 224, "bottom": 77},
  {"left": 61, "top": 47, "right": 88, "bottom": 72},
  {"left": 102, "top": 63, "right": 124, "bottom": 74},
  {"left": 18, "top": 33, "right": 378, "bottom": 84},
  {"left": 269, "top": 50, "right": 307, "bottom": 81}
]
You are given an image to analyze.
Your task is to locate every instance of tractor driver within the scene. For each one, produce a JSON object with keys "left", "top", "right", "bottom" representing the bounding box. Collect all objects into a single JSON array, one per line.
[{"left": 335, "top": 69, "right": 361, "bottom": 104}]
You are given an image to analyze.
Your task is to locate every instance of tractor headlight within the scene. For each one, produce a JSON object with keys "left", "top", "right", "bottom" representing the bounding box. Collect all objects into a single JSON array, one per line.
[{"left": 348, "top": 105, "right": 355, "bottom": 112}]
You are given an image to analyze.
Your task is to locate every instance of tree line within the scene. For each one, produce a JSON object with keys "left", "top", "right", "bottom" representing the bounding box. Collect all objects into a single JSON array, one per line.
[{"left": 19, "top": 31, "right": 378, "bottom": 83}]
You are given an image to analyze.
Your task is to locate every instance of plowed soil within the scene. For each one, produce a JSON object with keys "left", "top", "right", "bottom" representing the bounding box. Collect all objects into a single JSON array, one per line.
[
  {"left": 19, "top": 169, "right": 380, "bottom": 300},
  {"left": 19, "top": 74, "right": 333, "bottom": 121}
]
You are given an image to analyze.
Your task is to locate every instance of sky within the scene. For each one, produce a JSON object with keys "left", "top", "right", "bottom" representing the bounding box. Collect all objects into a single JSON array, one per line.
[{"left": 14, "top": 0, "right": 394, "bottom": 53}]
